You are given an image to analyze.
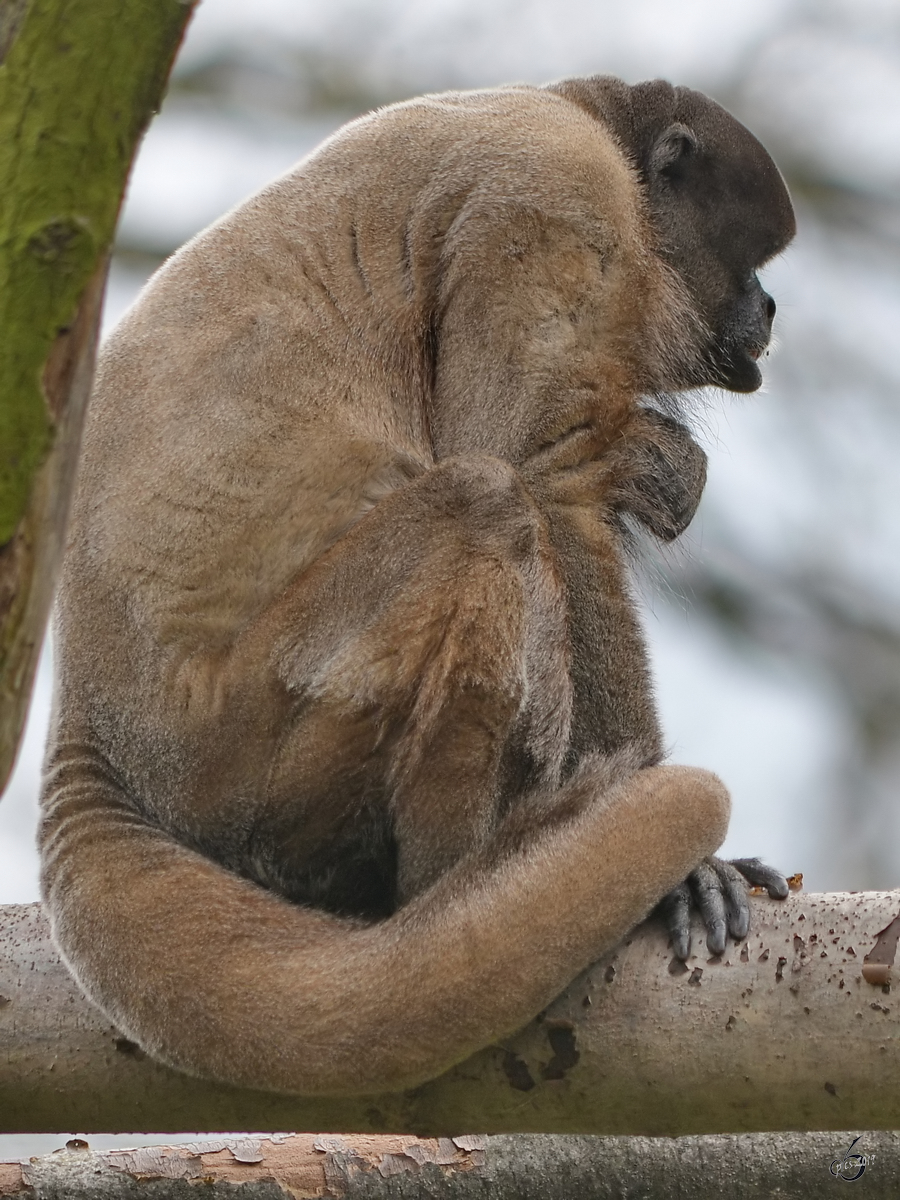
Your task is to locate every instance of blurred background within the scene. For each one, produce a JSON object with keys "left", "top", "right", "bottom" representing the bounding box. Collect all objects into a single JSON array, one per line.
[{"left": 3, "top": 0, "right": 900, "bottom": 904}]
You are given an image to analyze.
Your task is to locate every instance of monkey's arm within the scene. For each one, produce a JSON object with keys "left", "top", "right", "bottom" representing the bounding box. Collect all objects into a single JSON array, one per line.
[
  {"left": 605, "top": 407, "right": 708, "bottom": 541},
  {"left": 425, "top": 137, "right": 683, "bottom": 465},
  {"left": 518, "top": 407, "right": 790, "bottom": 958},
  {"left": 520, "top": 405, "right": 708, "bottom": 542}
]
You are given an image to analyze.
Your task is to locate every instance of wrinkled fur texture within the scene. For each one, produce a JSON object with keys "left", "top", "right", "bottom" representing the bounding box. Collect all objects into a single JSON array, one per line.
[{"left": 40, "top": 78, "right": 794, "bottom": 1095}]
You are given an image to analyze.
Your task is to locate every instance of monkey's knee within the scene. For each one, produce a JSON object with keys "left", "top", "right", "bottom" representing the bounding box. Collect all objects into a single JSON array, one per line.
[
  {"left": 542, "top": 757, "right": 730, "bottom": 874},
  {"left": 635, "top": 764, "right": 731, "bottom": 854},
  {"left": 425, "top": 455, "right": 547, "bottom": 564},
  {"left": 327, "top": 457, "right": 559, "bottom": 707}
]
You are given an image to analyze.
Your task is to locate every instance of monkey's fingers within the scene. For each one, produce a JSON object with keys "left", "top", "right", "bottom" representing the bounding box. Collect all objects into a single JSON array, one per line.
[
  {"left": 707, "top": 856, "right": 751, "bottom": 941},
  {"left": 607, "top": 413, "right": 708, "bottom": 543},
  {"left": 659, "top": 856, "right": 787, "bottom": 962},
  {"left": 657, "top": 881, "right": 692, "bottom": 961},
  {"left": 689, "top": 860, "right": 730, "bottom": 956},
  {"left": 729, "top": 856, "right": 790, "bottom": 899}
]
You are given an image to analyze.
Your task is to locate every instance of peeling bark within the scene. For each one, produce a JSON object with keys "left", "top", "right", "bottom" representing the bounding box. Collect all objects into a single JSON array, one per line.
[
  {"left": 0, "top": 892, "right": 898, "bottom": 1137},
  {"left": 1, "top": 1131, "right": 899, "bottom": 1199},
  {"left": 0, "top": 0, "right": 198, "bottom": 794}
]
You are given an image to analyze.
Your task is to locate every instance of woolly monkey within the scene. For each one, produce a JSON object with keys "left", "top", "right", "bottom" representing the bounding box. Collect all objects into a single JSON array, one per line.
[{"left": 41, "top": 76, "right": 795, "bottom": 1094}]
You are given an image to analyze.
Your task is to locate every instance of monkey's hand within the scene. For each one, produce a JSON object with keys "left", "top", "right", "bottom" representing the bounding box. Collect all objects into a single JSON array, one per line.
[
  {"left": 520, "top": 407, "right": 706, "bottom": 541},
  {"left": 657, "top": 856, "right": 789, "bottom": 960},
  {"left": 606, "top": 408, "right": 707, "bottom": 542}
]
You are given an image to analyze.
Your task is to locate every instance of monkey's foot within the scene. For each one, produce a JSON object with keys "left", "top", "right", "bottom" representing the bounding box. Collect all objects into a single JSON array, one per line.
[{"left": 657, "top": 855, "right": 789, "bottom": 960}]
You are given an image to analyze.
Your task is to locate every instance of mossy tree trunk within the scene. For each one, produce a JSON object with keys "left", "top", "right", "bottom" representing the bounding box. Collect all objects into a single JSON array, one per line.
[{"left": 0, "top": 0, "right": 198, "bottom": 794}]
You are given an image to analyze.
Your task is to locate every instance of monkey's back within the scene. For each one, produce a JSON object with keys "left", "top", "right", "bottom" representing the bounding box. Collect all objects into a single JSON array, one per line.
[{"left": 46, "top": 84, "right": 651, "bottom": 858}]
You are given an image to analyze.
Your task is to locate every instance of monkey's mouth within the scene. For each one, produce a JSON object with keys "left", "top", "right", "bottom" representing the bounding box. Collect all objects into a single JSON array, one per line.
[
  {"left": 710, "top": 339, "right": 768, "bottom": 393},
  {"left": 741, "top": 328, "right": 773, "bottom": 363}
]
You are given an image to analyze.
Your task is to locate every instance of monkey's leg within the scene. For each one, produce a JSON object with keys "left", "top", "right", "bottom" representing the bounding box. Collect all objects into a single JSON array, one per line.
[
  {"left": 43, "top": 455, "right": 731, "bottom": 1096},
  {"left": 523, "top": 414, "right": 789, "bottom": 956},
  {"left": 239, "top": 453, "right": 573, "bottom": 909},
  {"left": 514, "top": 426, "right": 669, "bottom": 768},
  {"left": 246, "top": 449, "right": 674, "bottom": 908}
]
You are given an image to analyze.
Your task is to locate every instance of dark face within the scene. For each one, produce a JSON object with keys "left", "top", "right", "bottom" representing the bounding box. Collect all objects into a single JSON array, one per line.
[
  {"left": 639, "top": 86, "right": 794, "bottom": 392},
  {"left": 548, "top": 77, "right": 796, "bottom": 393}
]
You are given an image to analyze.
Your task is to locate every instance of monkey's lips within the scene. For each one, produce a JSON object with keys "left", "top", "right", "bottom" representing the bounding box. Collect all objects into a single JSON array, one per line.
[
  {"left": 714, "top": 340, "right": 769, "bottom": 392},
  {"left": 742, "top": 330, "right": 773, "bottom": 363}
]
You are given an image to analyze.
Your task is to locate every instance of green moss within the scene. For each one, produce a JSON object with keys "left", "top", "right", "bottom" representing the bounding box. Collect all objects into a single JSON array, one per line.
[{"left": 0, "top": 0, "right": 196, "bottom": 544}]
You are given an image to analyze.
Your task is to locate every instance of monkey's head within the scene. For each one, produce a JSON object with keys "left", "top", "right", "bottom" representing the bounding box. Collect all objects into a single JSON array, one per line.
[{"left": 549, "top": 76, "right": 796, "bottom": 393}]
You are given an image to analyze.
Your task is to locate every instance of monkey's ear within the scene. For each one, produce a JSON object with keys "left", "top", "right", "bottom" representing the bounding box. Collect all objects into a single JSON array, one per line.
[{"left": 649, "top": 123, "right": 698, "bottom": 177}]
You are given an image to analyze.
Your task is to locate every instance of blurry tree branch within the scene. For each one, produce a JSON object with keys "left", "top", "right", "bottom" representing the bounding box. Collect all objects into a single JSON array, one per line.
[
  {"left": 673, "top": 546, "right": 900, "bottom": 707},
  {"left": 0, "top": 0, "right": 198, "bottom": 796},
  {"left": 2, "top": 1130, "right": 900, "bottom": 1199}
]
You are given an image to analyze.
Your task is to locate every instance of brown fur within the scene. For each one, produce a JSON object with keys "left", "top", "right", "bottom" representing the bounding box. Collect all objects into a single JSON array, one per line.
[{"left": 39, "top": 79, "right": 793, "bottom": 1094}]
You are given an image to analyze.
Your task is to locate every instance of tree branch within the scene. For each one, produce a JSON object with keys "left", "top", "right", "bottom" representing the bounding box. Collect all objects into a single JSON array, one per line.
[{"left": 1, "top": 892, "right": 897, "bottom": 1136}]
